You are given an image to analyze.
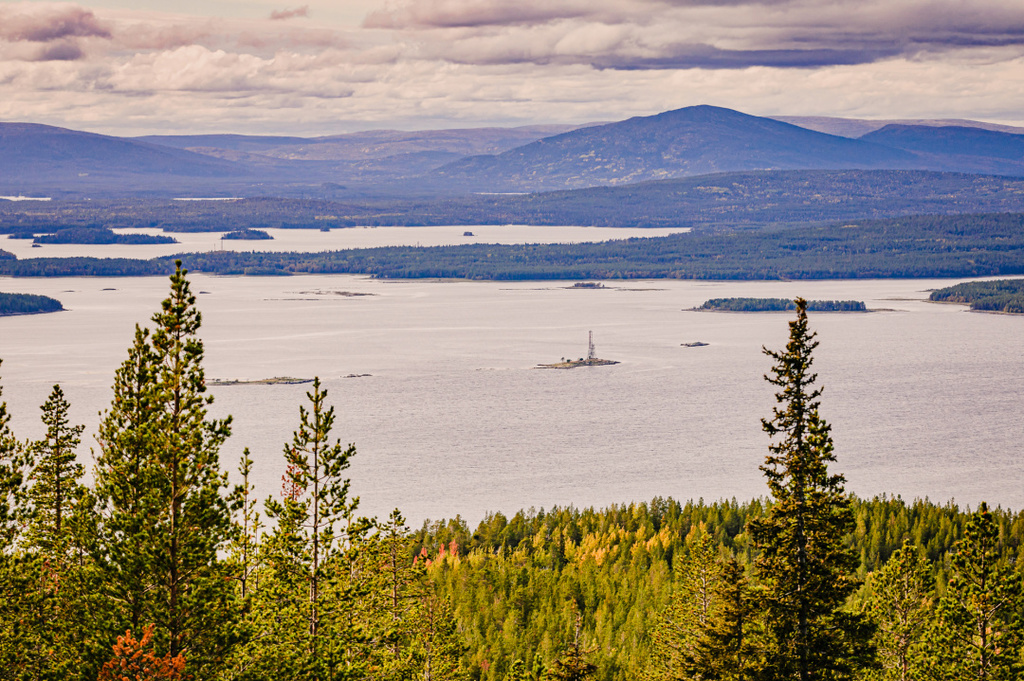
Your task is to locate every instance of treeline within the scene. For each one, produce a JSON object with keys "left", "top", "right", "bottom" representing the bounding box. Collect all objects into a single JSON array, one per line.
[
  {"left": 221, "top": 229, "right": 273, "bottom": 240},
  {"left": 0, "top": 264, "right": 468, "bottom": 681},
  {"left": 698, "top": 298, "right": 867, "bottom": 312},
  {"left": 0, "top": 291, "right": 63, "bottom": 315},
  {"left": 6, "top": 170, "right": 1024, "bottom": 233},
  {"left": 1, "top": 274, "right": 1022, "bottom": 681},
  {"left": 32, "top": 227, "right": 177, "bottom": 245},
  {"left": 413, "top": 494, "right": 1023, "bottom": 681},
  {"left": 4, "top": 212, "right": 1024, "bottom": 281},
  {"left": 930, "top": 278, "right": 1024, "bottom": 313}
]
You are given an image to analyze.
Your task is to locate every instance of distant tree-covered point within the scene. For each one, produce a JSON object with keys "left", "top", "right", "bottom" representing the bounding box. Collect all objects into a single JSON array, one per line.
[
  {"left": 929, "top": 278, "right": 1024, "bottom": 313},
  {"left": 221, "top": 228, "right": 272, "bottom": 240},
  {"left": 3, "top": 212, "right": 1024, "bottom": 282},
  {"left": 698, "top": 298, "right": 867, "bottom": 312},
  {"left": 33, "top": 227, "right": 177, "bottom": 245},
  {"left": 0, "top": 291, "right": 63, "bottom": 315}
]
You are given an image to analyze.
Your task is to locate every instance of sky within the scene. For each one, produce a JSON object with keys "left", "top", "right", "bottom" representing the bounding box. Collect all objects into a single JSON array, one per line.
[{"left": 1, "top": 0, "right": 1023, "bottom": 135}]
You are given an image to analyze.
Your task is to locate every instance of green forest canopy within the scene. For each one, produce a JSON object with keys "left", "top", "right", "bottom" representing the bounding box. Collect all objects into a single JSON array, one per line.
[
  {"left": 0, "top": 270, "right": 1021, "bottom": 681},
  {"left": 930, "top": 278, "right": 1024, "bottom": 313},
  {"left": 3, "top": 212, "right": 1024, "bottom": 281},
  {"left": 0, "top": 291, "right": 63, "bottom": 316}
]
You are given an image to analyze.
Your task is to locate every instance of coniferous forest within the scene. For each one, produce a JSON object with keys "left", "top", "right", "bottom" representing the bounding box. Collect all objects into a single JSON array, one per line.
[{"left": 1, "top": 265, "right": 1022, "bottom": 681}]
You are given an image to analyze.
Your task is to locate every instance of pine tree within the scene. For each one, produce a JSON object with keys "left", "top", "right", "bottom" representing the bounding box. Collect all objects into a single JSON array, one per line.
[
  {"left": 147, "top": 261, "right": 234, "bottom": 671},
  {"left": 22, "top": 383, "right": 106, "bottom": 680},
  {"left": 95, "top": 261, "right": 235, "bottom": 678},
  {"left": 869, "top": 538, "right": 931, "bottom": 681},
  {"left": 229, "top": 448, "right": 262, "bottom": 601},
  {"left": 95, "top": 325, "right": 160, "bottom": 634},
  {"left": 360, "top": 509, "right": 428, "bottom": 681},
  {"left": 240, "top": 376, "right": 364, "bottom": 681},
  {"left": 0, "top": 361, "right": 27, "bottom": 552},
  {"left": 925, "top": 503, "right": 1022, "bottom": 681},
  {"left": 25, "top": 384, "right": 86, "bottom": 557},
  {"left": 0, "top": 364, "right": 35, "bottom": 676},
  {"left": 98, "top": 624, "right": 187, "bottom": 681},
  {"left": 645, "top": 525, "right": 722, "bottom": 680},
  {"left": 691, "top": 557, "right": 758, "bottom": 681},
  {"left": 748, "top": 298, "right": 873, "bottom": 681}
]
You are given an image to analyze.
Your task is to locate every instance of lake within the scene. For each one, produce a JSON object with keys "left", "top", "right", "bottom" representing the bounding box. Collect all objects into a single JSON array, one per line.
[
  {"left": 1, "top": 224, "right": 689, "bottom": 261},
  {"left": 0, "top": 269, "right": 1021, "bottom": 527}
]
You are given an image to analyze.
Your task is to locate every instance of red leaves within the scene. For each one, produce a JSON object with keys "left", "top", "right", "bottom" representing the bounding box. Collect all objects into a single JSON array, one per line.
[{"left": 98, "top": 624, "right": 187, "bottom": 681}]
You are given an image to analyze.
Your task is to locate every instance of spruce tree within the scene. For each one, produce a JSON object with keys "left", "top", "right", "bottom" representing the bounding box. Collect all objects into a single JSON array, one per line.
[
  {"left": 0, "top": 364, "right": 34, "bottom": 675},
  {"left": 748, "top": 298, "right": 872, "bottom": 681},
  {"left": 925, "top": 502, "right": 1022, "bottom": 681}
]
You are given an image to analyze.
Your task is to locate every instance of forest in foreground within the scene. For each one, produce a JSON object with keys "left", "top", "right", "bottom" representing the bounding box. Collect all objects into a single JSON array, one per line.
[{"left": 0, "top": 264, "right": 1022, "bottom": 681}]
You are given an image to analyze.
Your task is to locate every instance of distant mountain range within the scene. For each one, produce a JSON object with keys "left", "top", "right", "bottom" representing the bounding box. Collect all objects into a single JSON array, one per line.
[{"left": 1, "top": 106, "right": 1022, "bottom": 197}]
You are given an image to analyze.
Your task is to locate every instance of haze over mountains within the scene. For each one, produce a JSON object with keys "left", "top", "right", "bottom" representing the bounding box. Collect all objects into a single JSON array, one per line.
[{"left": 1, "top": 105, "right": 1023, "bottom": 198}]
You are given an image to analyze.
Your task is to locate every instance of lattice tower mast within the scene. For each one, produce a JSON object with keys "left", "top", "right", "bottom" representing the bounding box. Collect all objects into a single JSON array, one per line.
[{"left": 588, "top": 331, "right": 596, "bottom": 360}]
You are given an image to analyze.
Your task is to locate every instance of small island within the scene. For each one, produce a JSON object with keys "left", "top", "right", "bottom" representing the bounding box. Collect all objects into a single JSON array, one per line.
[
  {"left": 0, "top": 292, "right": 64, "bottom": 316},
  {"left": 929, "top": 279, "right": 1024, "bottom": 314},
  {"left": 463, "top": 231, "right": 475, "bottom": 237},
  {"left": 536, "top": 331, "right": 619, "bottom": 369},
  {"left": 695, "top": 298, "right": 867, "bottom": 312},
  {"left": 208, "top": 376, "right": 312, "bottom": 386},
  {"left": 222, "top": 229, "right": 273, "bottom": 240},
  {"left": 570, "top": 281, "right": 606, "bottom": 289},
  {"left": 681, "top": 341, "right": 709, "bottom": 347},
  {"left": 33, "top": 227, "right": 177, "bottom": 245}
]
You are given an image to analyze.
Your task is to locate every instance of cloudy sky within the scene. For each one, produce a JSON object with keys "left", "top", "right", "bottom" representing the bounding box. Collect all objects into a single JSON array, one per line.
[{"left": 2, "top": 0, "right": 1023, "bottom": 135}]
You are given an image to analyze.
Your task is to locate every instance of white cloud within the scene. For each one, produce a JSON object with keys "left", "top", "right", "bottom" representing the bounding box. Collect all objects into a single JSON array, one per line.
[{"left": 0, "top": 0, "right": 1022, "bottom": 134}]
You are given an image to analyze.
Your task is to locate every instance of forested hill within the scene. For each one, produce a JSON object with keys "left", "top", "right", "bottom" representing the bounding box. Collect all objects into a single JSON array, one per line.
[
  {"left": 6, "top": 169, "right": 1024, "bottom": 231},
  {"left": 3, "top": 212, "right": 1024, "bottom": 281}
]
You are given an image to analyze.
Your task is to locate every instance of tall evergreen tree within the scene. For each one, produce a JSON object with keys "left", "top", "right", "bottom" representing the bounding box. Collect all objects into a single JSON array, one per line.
[
  {"left": 94, "top": 261, "right": 235, "bottom": 678},
  {"left": 360, "top": 509, "right": 428, "bottom": 681},
  {"left": 22, "top": 383, "right": 107, "bottom": 681},
  {"left": 25, "top": 384, "right": 86, "bottom": 557},
  {"left": 0, "top": 364, "right": 35, "bottom": 677},
  {"left": 748, "top": 298, "right": 872, "bottom": 681},
  {"left": 868, "top": 539, "right": 931, "bottom": 681},
  {"left": 925, "top": 503, "right": 1022, "bottom": 681},
  {"left": 146, "top": 261, "right": 234, "bottom": 672},
  {"left": 95, "top": 325, "right": 160, "bottom": 634},
  {"left": 0, "top": 361, "right": 27, "bottom": 552},
  {"left": 690, "top": 557, "right": 758, "bottom": 681},
  {"left": 238, "top": 376, "right": 364, "bottom": 681},
  {"left": 645, "top": 525, "right": 722, "bottom": 680}
]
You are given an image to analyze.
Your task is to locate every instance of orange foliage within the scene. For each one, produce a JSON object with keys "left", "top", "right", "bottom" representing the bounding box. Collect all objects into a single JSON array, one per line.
[{"left": 98, "top": 625, "right": 187, "bottom": 681}]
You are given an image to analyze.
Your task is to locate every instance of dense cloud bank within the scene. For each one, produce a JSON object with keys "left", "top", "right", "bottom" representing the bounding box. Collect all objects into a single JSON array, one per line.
[{"left": 1, "top": 0, "right": 1022, "bottom": 134}]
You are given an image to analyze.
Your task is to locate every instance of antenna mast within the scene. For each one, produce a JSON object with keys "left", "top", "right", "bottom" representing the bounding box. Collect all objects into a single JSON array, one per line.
[{"left": 588, "top": 330, "right": 596, "bottom": 361}]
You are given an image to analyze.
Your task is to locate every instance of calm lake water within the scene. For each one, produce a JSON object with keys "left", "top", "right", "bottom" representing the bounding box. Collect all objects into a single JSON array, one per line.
[
  {"left": 0, "top": 268, "right": 1021, "bottom": 526},
  {"left": 2, "top": 224, "right": 689, "bottom": 261}
]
